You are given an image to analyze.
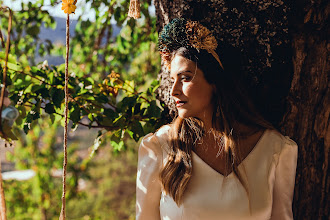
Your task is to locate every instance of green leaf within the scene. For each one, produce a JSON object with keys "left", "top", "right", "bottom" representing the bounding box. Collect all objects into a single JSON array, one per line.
[
  {"left": 143, "top": 121, "right": 156, "bottom": 134},
  {"left": 94, "top": 94, "right": 109, "bottom": 103},
  {"left": 45, "top": 103, "right": 55, "bottom": 114},
  {"left": 112, "top": 129, "right": 122, "bottom": 139},
  {"left": 133, "top": 103, "right": 141, "bottom": 115},
  {"left": 31, "top": 109, "right": 40, "bottom": 120},
  {"left": 70, "top": 105, "right": 81, "bottom": 124},
  {"left": 104, "top": 108, "right": 117, "bottom": 119},
  {"left": 151, "top": 79, "right": 159, "bottom": 87},
  {"left": 113, "top": 115, "right": 125, "bottom": 127},
  {"left": 88, "top": 113, "right": 94, "bottom": 122},
  {"left": 31, "top": 66, "right": 47, "bottom": 78},
  {"left": 117, "top": 96, "right": 136, "bottom": 111},
  {"left": 0, "top": 69, "right": 13, "bottom": 86},
  {"left": 152, "top": 84, "right": 160, "bottom": 93},
  {"left": 123, "top": 80, "right": 135, "bottom": 94},
  {"left": 126, "top": 129, "right": 134, "bottom": 139},
  {"left": 0, "top": 59, "right": 22, "bottom": 72},
  {"left": 2, "top": 121, "right": 18, "bottom": 140},
  {"left": 0, "top": 52, "right": 17, "bottom": 64},
  {"left": 147, "top": 100, "right": 161, "bottom": 118},
  {"left": 23, "top": 123, "right": 30, "bottom": 134},
  {"left": 26, "top": 24, "right": 40, "bottom": 36},
  {"left": 50, "top": 114, "right": 55, "bottom": 124},
  {"left": 23, "top": 112, "right": 33, "bottom": 134},
  {"left": 33, "top": 86, "right": 49, "bottom": 98},
  {"left": 50, "top": 88, "right": 64, "bottom": 108},
  {"left": 129, "top": 121, "right": 144, "bottom": 142},
  {"left": 110, "top": 140, "right": 124, "bottom": 151}
]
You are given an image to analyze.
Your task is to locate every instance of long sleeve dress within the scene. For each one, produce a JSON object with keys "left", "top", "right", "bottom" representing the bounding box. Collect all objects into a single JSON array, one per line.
[{"left": 136, "top": 125, "right": 298, "bottom": 220}]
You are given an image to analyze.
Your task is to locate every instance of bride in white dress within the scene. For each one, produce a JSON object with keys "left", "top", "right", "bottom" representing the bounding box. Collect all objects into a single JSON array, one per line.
[{"left": 136, "top": 18, "right": 298, "bottom": 220}]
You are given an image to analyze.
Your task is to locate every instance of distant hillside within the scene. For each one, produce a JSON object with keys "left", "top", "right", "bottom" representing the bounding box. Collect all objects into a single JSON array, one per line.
[{"left": 36, "top": 17, "right": 121, "bottom": 65}]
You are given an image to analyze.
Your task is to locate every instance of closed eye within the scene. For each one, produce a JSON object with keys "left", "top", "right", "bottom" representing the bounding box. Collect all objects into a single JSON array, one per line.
[
  {"left": 170, "top": 71, "right": 192, "bottom": 83},
  {"left": 180, "top": 75, "right": 191, "bottom": 81}
]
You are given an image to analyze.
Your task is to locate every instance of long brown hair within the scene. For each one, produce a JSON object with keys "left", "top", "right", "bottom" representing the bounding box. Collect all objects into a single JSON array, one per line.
[{"left": 159, "top": 46, "right": 274, "bottom": 205}]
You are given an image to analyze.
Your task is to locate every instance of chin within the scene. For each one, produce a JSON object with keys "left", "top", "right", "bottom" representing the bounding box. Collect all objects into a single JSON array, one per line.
[{"left": 177, "top": 109, "right": 193, "bottom": 119}]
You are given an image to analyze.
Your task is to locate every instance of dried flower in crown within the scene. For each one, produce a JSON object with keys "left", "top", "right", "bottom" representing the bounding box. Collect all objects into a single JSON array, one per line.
[
  {"left": 160, "top": 49, "right": 172, "bottom": 71},
  {"left": 158, "top": 18, "right": 223, "bottom": 70},
  {"left": 61, "top": 0, "right": 77, "bottom": 14},
  {"left": 185, "top": 21, "right": 218, "bottom": 53}
]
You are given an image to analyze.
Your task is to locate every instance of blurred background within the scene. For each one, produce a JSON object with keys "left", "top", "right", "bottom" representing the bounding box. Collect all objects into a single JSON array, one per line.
[{"left": 0, "top": 0, "right": 164, "bottom": 219}]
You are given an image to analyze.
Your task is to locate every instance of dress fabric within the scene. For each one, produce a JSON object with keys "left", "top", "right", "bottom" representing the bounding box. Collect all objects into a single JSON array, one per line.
[{"left": 136, "top": 125, "right": 298, "bottom": 220}]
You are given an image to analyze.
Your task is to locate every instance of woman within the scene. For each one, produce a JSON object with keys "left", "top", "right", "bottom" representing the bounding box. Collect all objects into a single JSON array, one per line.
[{"left": 136, "top": 18, "right": 298, "bottom": 220}]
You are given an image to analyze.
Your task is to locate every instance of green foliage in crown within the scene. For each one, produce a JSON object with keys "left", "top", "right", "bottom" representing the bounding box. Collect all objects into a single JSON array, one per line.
[{"left": 158, "top": 18, "right": 191, "bottom": 52}]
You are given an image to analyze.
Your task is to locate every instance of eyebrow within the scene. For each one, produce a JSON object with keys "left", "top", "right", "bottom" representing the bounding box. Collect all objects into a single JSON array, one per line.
[{"left": 170, "top": 70, "right": 193, "bottom": 78}]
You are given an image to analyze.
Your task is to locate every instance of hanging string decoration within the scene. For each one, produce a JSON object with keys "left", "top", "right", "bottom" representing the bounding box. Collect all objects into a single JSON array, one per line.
[
  {"left": 61, "top": 0, "right": 77, "bottom": 14},
  {"left": 128, "top": 0, "right": 141, "bottom": 19},
  {"left": 59, "top": 1, "right": 77, "bottom": 219}
]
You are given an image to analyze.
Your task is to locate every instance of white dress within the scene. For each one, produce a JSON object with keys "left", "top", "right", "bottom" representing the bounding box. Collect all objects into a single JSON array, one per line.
[{"left": 136, "top": 125, "right": 298, "bottom": 220}]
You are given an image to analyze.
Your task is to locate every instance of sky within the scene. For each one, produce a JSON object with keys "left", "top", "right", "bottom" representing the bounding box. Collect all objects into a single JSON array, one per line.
[
  {"left": 2, "top": 0, "right": 155, "bottom": 22},
  {"left": 3, "top": 0, "right": 101, "bottom": 21}
]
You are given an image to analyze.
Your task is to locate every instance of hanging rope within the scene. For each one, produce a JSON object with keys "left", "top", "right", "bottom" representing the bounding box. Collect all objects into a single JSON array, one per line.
[
  {"left": 59, "top": 1, "right": 76, "bottom": 219},
  {"left": 58, "top": 0, "right": 137, "bottom": 218},
  {"left": 0, "top": 6, "right": 12, "bottom": 220},
  {"left": 59, "top": 13, "right": 69, "bottom": 220}
]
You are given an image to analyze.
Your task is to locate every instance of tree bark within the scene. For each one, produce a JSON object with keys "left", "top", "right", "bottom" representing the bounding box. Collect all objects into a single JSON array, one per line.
[
  {"left": 282, "top": 1, "right": 329, "bottom": 219},
  {"left": 154, "top": 0, "right": 329, "bottom": 219}
]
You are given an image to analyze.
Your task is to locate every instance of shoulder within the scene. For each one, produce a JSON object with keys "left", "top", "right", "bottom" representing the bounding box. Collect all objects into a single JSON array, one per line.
[
  {"left": 139, "top": 124, "right": 172, "bottom": 156},
  {"left": 155, "top": 124, "right": 172, "bottom": 139},
  {"left": 265, "top": 129, "right": 298, "bottom": 165},
  {"left": 265, "top": 129, "right": 298, "bottom": 150},
  {"left": 141, "top": 124, "right": 171, "bottom": 145}
]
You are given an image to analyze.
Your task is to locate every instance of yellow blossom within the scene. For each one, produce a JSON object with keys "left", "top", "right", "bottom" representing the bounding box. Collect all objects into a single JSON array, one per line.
[
  {"left": 61, "top": 0, "right": 77, "bottom": 14},
  {"left": 108, "top": 70, "right": 120, "bottom": 79}
]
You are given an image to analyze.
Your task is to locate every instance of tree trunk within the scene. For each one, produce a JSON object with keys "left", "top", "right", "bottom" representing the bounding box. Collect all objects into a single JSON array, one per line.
[
  {"left": 154, "top": 0, "right": 329, "bottom": 219},
  {"left": 282, "top": 1, "right": 329, "bottom": 219}
]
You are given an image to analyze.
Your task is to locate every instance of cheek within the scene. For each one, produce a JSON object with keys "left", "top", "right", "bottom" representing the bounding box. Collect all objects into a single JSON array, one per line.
[
  {"left": 183, "top": 83, "right": 213, "bottom": 105},
  {"left": 182, "top": 83, "right": 196, "bottom": 98}
]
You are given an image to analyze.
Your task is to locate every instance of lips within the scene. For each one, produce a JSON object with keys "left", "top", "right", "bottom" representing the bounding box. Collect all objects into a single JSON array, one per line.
[{"left": 176, "top": 100, "right": 187, "bottom": 107}]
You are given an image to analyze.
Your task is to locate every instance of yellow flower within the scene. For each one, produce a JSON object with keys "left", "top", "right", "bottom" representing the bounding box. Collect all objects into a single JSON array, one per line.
[
  {"left": 108, "top": 70, "right": 120, "bottom": 79},
  {"left": 61, "top": 0, "right": 77, "bottom": 14}
]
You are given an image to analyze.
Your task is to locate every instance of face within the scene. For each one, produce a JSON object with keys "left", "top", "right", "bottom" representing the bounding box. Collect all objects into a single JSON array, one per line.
[{"left": 170, "top": 55, "right": 214, "bottom": 123}]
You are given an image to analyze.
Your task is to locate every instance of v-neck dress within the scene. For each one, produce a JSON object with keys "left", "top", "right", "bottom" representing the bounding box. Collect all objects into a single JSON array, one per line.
[{"left": 136, "top": 125, "right": 298, "bottom": 220}]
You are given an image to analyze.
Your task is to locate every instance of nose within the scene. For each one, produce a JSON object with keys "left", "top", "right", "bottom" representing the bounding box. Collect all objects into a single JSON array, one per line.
[{"left": 170, "top": 80, "right": 181, "bottom": 97}]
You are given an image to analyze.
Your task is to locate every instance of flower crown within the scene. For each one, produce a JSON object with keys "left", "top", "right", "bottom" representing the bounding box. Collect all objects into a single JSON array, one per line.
[{"left": 158, "top": 18, "right": 224, "bottom": 70}]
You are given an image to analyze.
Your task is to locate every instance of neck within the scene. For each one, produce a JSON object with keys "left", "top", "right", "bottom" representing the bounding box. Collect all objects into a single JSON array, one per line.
[
  {"left": 202, "top": 118, "right": 261, "bottom": 138},
  {"left": 198, "top": 109, "right": 214, "bottom": 132},
  {"left": 232, "top": 123, "right": 262, "bottom": 138}
]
